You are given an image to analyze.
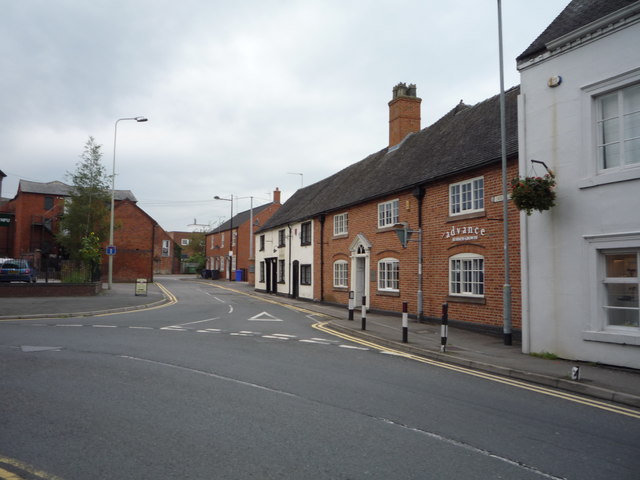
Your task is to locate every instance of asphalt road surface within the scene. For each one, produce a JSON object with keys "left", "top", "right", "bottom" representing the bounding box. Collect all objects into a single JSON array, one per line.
[{"left": 1, "top": 276, "right": 638, "bottom": 479}]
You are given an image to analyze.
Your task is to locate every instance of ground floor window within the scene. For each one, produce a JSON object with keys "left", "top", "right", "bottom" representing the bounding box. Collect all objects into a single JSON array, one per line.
[
  {"left": 278, "top": 259, "right": 285, "bottom": 283},
  {"left": 450, "top": 253, "right": 484, "bottom": 296},
  {"left": 300, "top": 264, "right": 312, "bottom": 285},
  {"left": 603, "top": 250, "right": 639, "bottom": 328},
  {"left": 259, "top": 261, "right": 265, "bottom": 283},
  {"left": 333, "top": 260, "right": 348, "bottom": 288},
  {"left": 378, "top": 258, "right": 399, "bottom": 291}
]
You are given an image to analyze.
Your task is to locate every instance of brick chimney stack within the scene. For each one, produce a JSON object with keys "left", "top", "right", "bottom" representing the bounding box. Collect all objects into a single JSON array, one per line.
[
  {"left": 273, "top": 187, "right": 281, "bottom": 204},
  {"left": 388, "top": 83, "right": 421, "bottom": 148}
]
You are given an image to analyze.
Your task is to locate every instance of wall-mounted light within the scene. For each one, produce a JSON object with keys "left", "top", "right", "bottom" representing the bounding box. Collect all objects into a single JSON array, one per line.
[{"left": 547, "top": 75, "right": 562, "bottom": 88}]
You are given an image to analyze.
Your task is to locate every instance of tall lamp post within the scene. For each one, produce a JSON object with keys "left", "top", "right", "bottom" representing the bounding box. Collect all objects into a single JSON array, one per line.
[
  {"left": 214, "top": 195, "right": 234, "bottom": 281},
  {"left": 108, "top": 116, "right": 148, "bottom": 290}
]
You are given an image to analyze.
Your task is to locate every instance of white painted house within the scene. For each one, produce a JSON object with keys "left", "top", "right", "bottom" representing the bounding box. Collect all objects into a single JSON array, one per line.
[
  {"left": 517, "top": 0, "right": 640, "bottom": 368},
  {"left": 255, "top": 218, "right": 316, "bottom": 300}
]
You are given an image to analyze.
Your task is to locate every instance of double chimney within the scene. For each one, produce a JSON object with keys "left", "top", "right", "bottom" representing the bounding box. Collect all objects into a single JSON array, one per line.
[{"left": 388, "top": 82, "right": 421, "bottom": 148}]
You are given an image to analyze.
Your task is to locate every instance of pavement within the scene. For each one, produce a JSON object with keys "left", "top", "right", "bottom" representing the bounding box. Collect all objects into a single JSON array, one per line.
[{"left": 2, "top": 275, "right": 639, "bottom": 409}]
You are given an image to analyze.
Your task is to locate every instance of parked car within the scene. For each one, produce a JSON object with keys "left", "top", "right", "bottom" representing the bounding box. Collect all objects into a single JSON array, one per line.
[{"left": 0, "top": 259, "right": 37, "bottom": 283}]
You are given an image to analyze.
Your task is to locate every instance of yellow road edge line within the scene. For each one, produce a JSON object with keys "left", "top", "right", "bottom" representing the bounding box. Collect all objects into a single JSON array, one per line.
[
  {"left": 0, "top": 466, "right": 22, "bottom": 480},
  {"left": 313, "top": 322, "right": 640, "bottom": 419},
  {"left": 0, "top": 456, "right": 64, "bottom": 480},
  {"left": 194, "top": 281, "right": 640, "bottom": 419}
]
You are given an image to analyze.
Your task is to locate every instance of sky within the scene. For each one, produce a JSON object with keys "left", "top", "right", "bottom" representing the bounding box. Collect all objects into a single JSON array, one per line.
[{"left": 0, "top": 0, "right": 568, "bottom": 232}]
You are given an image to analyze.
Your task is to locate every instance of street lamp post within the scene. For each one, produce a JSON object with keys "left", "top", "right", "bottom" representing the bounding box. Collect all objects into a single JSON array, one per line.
[
  {"left": 108, "top": 116, "right": 147, "bottom": 290},
  {"left": 214, "top": 195, "right": 234, "bottom": 281}
]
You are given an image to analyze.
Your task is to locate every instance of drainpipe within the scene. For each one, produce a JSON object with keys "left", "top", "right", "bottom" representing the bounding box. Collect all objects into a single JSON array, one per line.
[
  {"left": 413, "top": 186, "right": 425, "bottom": 322},
  {"left": 319, "top": 214, "right": 325, "bottom": 302},
  {"left": 288, "top": 224, "right": 292, "bottom": 297}
]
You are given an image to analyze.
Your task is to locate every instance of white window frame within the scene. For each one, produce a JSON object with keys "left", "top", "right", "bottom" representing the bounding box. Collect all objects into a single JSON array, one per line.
[
  {"left": 449, "top": 253, "right": 484, "bottom": 297},
  {"left": 579, "top": 69, "right": 640, "bottom": 189},
  {"left": 333, "top": 213, "right": 348, "bottom": 236},
  {"left": 278, "top": 259, "right": 285, "bottom": 283},
  {"left": 378, "top": 199, "right": 399, "bottom": 228},
  {"left": 596, "top": 83, "right": 640, "bottom": 172},
  {"left": 333, "top": 260, "right": 348, "bottom": 288},
  {"left": 583, "top": 232, "right": 640, "bottom": 345},
  {"left": 602, "top": 250, "right": 639, "bottom": 330},
  {"left": 378, "top": 258, "right": 399, "bottom": 292},
  {"left": 181, "top": 238, "right": 190, "bottom": 246},
  {"left": 449, "top": 177, "right": 484, "bottom": 216},
  {"left": 259, "top": 261, "right": 265, "bottom": 283}
]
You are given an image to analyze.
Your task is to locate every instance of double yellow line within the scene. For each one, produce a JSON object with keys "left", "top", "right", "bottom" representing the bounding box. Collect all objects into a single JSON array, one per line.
[
  {"left": 0, "top": 456, "right": 63, "bottom": 480},
  {"left": 313, "top": 321, "right": 640, "bottom": 419},
  {"left": 200, "top": 281, "right": 640, "bottom": 419}
]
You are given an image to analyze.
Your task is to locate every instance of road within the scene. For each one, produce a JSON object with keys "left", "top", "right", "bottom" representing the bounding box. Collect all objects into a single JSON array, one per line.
[{"left": 1, "top": 277, "right": 638, "bottom": 479}]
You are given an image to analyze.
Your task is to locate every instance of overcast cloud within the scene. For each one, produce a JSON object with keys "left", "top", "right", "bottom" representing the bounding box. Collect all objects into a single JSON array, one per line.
[{"left": 0, "top": 0, "right": 566, "bottom": 231}]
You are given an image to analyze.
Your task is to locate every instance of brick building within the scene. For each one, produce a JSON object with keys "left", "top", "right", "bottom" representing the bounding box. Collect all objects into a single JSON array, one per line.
[
  {"left": 255, "top": 83, "right": 521, "bottom": 332},
  {"left": 0, "top": 179, "right": 179, "bottom": 281},
  {"left": 205, "top": 190, "right": 281, "bottom": 283}
]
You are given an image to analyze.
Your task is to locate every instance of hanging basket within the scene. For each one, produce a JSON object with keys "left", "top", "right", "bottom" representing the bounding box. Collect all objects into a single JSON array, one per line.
[{"left": 510, "top": 173, "right": 556, "bottom": 215}]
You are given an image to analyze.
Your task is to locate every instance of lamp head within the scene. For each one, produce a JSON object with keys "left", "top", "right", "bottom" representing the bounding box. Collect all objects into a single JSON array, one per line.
[{"left": 135, "top": 116, "right": 148, "bottom": 122}]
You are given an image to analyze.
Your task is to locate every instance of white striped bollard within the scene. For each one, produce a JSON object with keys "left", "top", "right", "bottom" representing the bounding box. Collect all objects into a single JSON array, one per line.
[
  {"left": 441, "top": 303, "right": 448, "bottom": 352},
  {"left": 348, "top": 291, "right": 354, "bottom": 321},
  {"left": 361, "top": 296, "right": 367, "bottom": 330},
  {"left": 402, "top": 302, "right": 408, "bottom": 343}
]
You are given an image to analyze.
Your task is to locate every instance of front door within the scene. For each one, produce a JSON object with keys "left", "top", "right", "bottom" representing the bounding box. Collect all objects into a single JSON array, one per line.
[
  {"left": 354, "top": 256, "right": 365, "bottom": 307},
  {"left": 265, "top": 258, "right": 278, "bottom": 294},
  {"left": 292, "top": 260, "right": 299, "bottom": 298}
]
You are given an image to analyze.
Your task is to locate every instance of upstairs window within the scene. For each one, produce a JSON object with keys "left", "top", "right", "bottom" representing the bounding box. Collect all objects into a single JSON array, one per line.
[
  {"left": 181, "top": 238, "right": 190, "bottom": 246},
  {"left": 278, "top": 229, "right": 286, "bottom": 248},
  {"left": 450, "top": 177, "right": 484, "bottom": 215},
  {"left": 44, "top": 196, "right": 54, "bottom": 211},
  {"left": 333, "top": 213, "right": 348, "bottom": 236},
  {"left": 378, "top": 199, "right": 399, "bottom": 228},
  {"left": 597, "top": 83, "right": 640, "bottom": 171},
  {"left": 300, "top": 221, "right": 312, "bottom": 246},
  {"left": 259, "top": 235, "right": 265, "bottom": 252}
]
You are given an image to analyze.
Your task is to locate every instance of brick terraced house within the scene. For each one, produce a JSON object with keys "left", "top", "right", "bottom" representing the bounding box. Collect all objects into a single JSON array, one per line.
[
  {"left": 255, "top": 83, "right": 521, "bottom": 333},
  {"left": 0, "top": 179, "right": 178, "bottom": 282}
]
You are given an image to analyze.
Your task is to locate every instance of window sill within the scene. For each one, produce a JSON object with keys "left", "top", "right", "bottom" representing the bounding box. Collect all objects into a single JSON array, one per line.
[
  {"left": 300, "top": 242, "right": 311, "bottom": 247},
  {"left": 333, "top": 233, "right": 348, "bottom": 239},
  {"left": 377, "top": 290, "right": 400, "bottom": 297},
  {"left": 447, "top": 211, "right": 485, "bottom": 222},
  {"left": 333, "top": 286, "right": 349, "bottom": 291},
  {"left": 446, "top": 295, "right": 486, "bottom": 305},
  {"left": 300, "top": 283, "right": 312, "bottom": 287},
  {"left": 578, "top": 166, "right": 640, "bottom": 189},
  {"left": 582, "top": 330, "right": 640, "bottom": 346}
]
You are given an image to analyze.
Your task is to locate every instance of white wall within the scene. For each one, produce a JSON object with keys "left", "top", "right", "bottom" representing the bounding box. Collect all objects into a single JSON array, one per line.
[{"left": 519, "top": 20, "right": 640, "bottom": 368}]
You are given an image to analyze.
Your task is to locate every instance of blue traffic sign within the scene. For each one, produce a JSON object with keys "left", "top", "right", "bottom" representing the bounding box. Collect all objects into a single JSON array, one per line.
[{"left": 106, "top": 245, "right": 117, "bottom": 256}]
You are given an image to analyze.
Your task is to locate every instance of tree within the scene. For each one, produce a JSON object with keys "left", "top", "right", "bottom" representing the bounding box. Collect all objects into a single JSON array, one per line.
[{"left": 57, "top": 136, "right": 111, "bottom": 266}]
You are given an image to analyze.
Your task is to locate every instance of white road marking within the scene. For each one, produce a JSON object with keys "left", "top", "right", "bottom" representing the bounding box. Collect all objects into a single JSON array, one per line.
[
  {"left": 55, "top": 324, "right": 82, "bottom": 327},
  {"left": 262, "top": 335, "right": 289, "bottom": 340},
  {"left": 93, "top": 325, "right": 116, "bottom": 328},
  {"left": 339, "top": 345, "right": 369, "bottom": 351},
  {"left": 129, "top": 326, "right": 153, "bottom": 330},
  {"left": 248, "top": 311, "right": 281, "bottom": 322},
  {"left": 172, "top": 317, "right": 219, "bottom": 327}
]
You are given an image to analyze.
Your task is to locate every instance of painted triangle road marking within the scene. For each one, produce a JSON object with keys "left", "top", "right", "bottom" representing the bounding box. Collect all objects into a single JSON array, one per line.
[{"left": 248, "top": 311, "right": 282, "bottom": 322}]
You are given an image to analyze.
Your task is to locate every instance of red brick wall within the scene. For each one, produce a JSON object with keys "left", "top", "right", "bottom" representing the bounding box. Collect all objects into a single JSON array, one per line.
[
  {"left": 318, "top": 159, "right": 521, "bottom": 329},
  {"left": 101, "top": 200, "right": 160, "bottom": 282}
]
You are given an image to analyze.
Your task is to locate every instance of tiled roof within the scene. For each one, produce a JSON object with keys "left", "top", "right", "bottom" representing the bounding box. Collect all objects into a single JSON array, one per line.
[
  {"left": 517, "top": 0, "right": 638, "bottom": 63},
  {"left": 208, "top": 202, "right": 277, "bottom": 234},
  {"left": 18, "top": 180, "right": 137, "bottom": 201},
  {"left": 260, "top": 86, "right": 519, "bottom": 231}
]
